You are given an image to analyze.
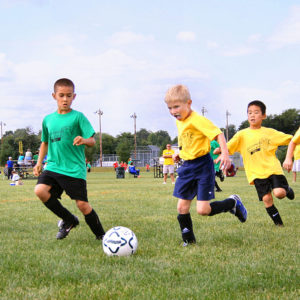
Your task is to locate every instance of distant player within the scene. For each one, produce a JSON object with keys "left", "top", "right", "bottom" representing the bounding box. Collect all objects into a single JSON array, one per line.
[
  {"left": 165, "top": 84, "right": 247, "bottom": 246},
  {"left": 34, "top": 78, "right": 105, "bottom": 240},
  {"left": 226, "top": 100, "right": 294, "bottom": 226},
  {"left": 162, "top": 144, "right": 175, "bottom": 184}
]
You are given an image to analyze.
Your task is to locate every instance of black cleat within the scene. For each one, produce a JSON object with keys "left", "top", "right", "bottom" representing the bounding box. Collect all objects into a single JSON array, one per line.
[
  {"left": 56, "top": 216, "right": 79, "bottom": 239},
  {"left": 96, "top": 235, "right": 105, "bottom": 240},
  {"left": 182, "top": 240, "right": 196, "bottom": 247},
  {"left": 286, "top": 187, "right": 295, "bottom": 200}
]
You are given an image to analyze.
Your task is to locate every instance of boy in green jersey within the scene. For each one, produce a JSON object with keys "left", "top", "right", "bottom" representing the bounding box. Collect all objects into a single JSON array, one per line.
[{"left": 34, "top": 78, "right": 105, "bottom": 240}]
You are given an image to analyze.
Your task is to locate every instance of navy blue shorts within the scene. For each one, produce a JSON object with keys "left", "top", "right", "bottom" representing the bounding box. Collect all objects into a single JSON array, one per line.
[{"left": 173, "top": 154, "right": 215, "bottom": 201}]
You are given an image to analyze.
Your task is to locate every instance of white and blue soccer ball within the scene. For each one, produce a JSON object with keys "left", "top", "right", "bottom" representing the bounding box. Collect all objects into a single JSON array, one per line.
[{"left": 102, "top": 226, "right": 138, "bottom": 256}]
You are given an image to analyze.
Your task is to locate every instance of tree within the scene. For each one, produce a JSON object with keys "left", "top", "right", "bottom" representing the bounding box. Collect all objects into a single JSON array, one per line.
[
  {"left": 136, "top": 128, "right": 151, "bottom": 146},
  {"left": 116, "top": 139, "right": 132, "bottom": 162},
  {"left": 220, "top": 124, "right": 237, "bottom": 141}
]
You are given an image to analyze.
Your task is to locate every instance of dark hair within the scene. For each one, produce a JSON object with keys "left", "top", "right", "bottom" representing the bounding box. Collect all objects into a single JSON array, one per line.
[
  {"left": 247, "top": 100, "right": 266, "bottom": 115},
  {"left": 54, "top": 78, "right": 75, "bottom": 92}
]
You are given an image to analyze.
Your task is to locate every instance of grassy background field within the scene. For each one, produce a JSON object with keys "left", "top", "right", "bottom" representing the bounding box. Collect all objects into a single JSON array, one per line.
[{"left": 0, "top": 168, "right": 299, "bottom": 299}]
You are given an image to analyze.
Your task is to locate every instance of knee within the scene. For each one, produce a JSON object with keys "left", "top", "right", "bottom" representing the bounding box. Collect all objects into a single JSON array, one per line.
[
  {"left": 34, "top": 185, "right": 48, "bottom": 200},
  {"left": 262, "top": 194, "right": 273, "bottom": 207},
  {"left": 196, "top": 207, "right": 210, "bottom": 216},
  {"left": 273, "top": 189, "right": 286, "bottom": 199},
  {"left": 76, "top": 200, "right": 92, "bottom": 215}
]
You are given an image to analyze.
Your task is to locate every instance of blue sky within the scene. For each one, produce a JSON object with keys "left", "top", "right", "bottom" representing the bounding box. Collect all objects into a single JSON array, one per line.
[{"left": 0, "top": 0, "right": 299, "bottom": 138}]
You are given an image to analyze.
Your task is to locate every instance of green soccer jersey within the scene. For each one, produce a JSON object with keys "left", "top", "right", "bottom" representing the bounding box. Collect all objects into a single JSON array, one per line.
[{"left": 41, "top": 110, "right": 95, "bottom": 180}]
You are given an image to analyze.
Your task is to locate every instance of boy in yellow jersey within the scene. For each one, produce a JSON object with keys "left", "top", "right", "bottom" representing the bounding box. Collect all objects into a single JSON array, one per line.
[
  {"left": 226, "top": 100, "right": 294, "bottom": 226},
  {"left": 283, "top": 127, "right": 300, "bottom": 182},
  {"left": 162, "top": 144, "right": 175, "bottom": 184},
  {"left": 165, "top": 84, "right": 247, "bottom": 246}
]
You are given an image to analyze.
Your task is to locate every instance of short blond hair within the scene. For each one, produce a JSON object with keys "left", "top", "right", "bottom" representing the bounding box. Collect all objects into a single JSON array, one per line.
[{"left": 165, "top": 84, "right": 191, "bottom": 104}]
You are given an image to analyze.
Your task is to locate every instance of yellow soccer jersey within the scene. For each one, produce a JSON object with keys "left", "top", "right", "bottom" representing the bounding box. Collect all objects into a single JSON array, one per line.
[
  {"left": 163, "top": 149, "right": 175, "bottom": 165},
  {"left": 176, "top": 111, "right": 221, "bottom": 160},
  {"left": 294, "top": 145, "right": 300, "bottom": 160},
  {"left": 227, "top": 127, "right": 292, "bottom": 184},
  {"left": 292, "top": 127, "right": 300, "bottom": 144}
]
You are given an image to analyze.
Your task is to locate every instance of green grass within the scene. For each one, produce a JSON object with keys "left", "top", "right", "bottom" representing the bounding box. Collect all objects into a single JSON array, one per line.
[{"left": 0, "top": 169, "right": 299, "bottom": 299}]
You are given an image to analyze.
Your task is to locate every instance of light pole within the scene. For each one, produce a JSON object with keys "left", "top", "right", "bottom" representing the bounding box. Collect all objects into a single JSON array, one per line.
[
  {"left": 0, "top": 121, "right": 6, "bottom": 142},
  {"left": 201, "top": 106, "right": 207, "bottom": 116},
  {"left": 130, "top": 112, "right": 137, "bottom": 159},
  {"left": 94, "top": 109, "right": 103, "bottom": 167},
  {"left": 226, "top": 110, "right": 231, "bottom": 141}
]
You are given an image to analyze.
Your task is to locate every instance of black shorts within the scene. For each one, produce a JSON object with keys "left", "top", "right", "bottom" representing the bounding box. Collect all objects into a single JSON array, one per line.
[
  {"left": 253, "top": 175, "right": 288, "bottom": 201},
  {"left": 37, "top": 170, "right": 88, "bottom": 202}
]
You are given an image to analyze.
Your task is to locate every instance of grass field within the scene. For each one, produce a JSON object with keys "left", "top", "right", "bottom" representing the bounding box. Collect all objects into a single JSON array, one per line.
[{"left": 0, "top": 168, "right": 299, "bottom": 300}]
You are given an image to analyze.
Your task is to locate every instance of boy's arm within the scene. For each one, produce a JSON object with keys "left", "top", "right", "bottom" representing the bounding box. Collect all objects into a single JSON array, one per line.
[
  {"left": 215, "top": 133, "right": 231, "bottom": 170},
  {"left": 73, "top": 136, "right": 96, "bottom": 147},
  {"left": 33, "top": 142, "right": 48, "bottom": 177},
  {"left": 283, "top": 140, "right": 296, "bottom": 172}
]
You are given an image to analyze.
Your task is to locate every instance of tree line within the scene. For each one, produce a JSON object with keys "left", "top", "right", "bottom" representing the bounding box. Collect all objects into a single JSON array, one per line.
[{"left": 0, "top": 108, "right": 298, "bottom": 165}]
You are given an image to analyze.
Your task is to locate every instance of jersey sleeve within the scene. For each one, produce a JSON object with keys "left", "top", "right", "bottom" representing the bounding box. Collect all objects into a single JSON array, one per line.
[
  {"left": 196, "top": 116, "right": 221, "bottom": 140},
  {"left": 41, "top": 118, "right": 49, "bottom": 143},
  {"left": 271, "top": 129, "right": 292, "bottom": 146},
  {"left": 79, "top": 113, "right": 95, "bottom": 139},
  {"left": 227, "top": 132, "right": 241, "bottom": 155},
  {"left": 292, "top": 128, "right": 300, "bottom": 144}
]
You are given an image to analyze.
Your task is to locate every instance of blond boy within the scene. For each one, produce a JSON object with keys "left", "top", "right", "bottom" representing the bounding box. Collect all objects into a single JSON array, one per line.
[{"left": 165, "top": 84, "right": 247, "bottom": 246}]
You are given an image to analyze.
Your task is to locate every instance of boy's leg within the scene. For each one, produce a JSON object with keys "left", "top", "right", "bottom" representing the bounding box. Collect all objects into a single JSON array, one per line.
[
  {"left": 292, "top": 171, "right": 296, "bottom": 183},
  {"left": 35, "top": 183, "right": 75, "bottom": 224},
  {"left": 177, "top": 199, "right": 196, "bottom": 244},
  {"left": 163, "top": 172, "right": 167, "bottom": 184},
  {"left": 263, "top": 193, "right": 283, "bottom": 226},
  {"left": 197, "top": 196, "right": 247, "bottom": 222},
  {"left": 76, "top": 200, "right": 105, "bottom": 239},
  {"left": 215, "top": 180, "right": 222, "bottom": 192}
]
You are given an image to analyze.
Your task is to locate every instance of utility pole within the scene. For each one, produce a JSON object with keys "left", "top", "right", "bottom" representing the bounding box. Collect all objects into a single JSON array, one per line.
[
  {"left": 94, "top": 109, "right": 103, "bottom": 167},
  {"left": 226, "top": 110, "right": 231, "bottom": 141},
  {"left": 0, "top": 121, "right": 6, "bottom": 142},
  {"left": 201, "top": 106, "right": 207, "bottom": 116},
  {"left": 130, "top": 112, "right": 137, "bottom": 159}
]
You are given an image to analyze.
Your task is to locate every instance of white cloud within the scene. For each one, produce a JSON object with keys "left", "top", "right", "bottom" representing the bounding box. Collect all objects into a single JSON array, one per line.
[
  {"left": 267, "top": 5, "right": 300, "bottom": 48},
  {"left": 222, "top": 45, "right": 258, "bottom": 57},
  {"left": 176, "top": 31, "right": 196, "bottom": 42},
  {"left": 109, "top": 31, "right": 154, "bottom": 46}
]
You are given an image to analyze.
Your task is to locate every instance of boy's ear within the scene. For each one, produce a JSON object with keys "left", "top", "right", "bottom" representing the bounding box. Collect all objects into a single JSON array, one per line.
[
  {"left": 262, "top": 113, "right": 267, "bottom": 120},
  {"left": 52, "top": 93, "right": 56, "bottom": 100},
  {"left": 187, "top": 99, "right": 192, "bottom": 105}
]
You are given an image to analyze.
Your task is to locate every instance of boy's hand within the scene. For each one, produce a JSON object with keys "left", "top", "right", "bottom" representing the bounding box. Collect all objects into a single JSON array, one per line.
[
  {"left": 283, "top": 158, "right": 293, "bottom": 172},
  {"left": 33, "top": 163, "right": 42, "bottom": 177},
  {"left": 73, "top": 136, "right": 85, "bottom": 146},
  {"left": 215, "top": 153, "right": 231, "bottom": 170},
  {"left": 172, "top": 154, "right": 180, "bottom": 163}
]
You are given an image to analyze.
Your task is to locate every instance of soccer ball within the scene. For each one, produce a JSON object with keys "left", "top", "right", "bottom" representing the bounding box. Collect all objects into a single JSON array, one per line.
[{"left": 102, "top": 226, "right": 138, "bottom": 256}]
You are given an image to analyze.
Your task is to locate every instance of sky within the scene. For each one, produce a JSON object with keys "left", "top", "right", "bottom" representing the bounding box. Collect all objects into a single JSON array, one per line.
[{"left": 0, "top": 0, "right": 299, "bottom": 139}]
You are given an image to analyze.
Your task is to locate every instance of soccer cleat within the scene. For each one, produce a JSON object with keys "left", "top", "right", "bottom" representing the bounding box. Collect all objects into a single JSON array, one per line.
[
  {"left": 56, "top": 216, "right": 79, "bottom": 239},
  {"left": 182, "top": 240, "right": 196, "bottom": 247},
  {"left": 286, "top": 187, "right": 295, "bottom": 200},
  {"left": 96, "top": 235, "right": 105, "bottom": 240},
  {"left": 229, "top": 194, "right": 247, "bottom": 223}
]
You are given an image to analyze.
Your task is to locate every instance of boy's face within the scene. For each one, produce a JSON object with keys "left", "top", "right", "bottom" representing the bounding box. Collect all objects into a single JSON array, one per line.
[
  {"left": 247, "top": 105, "right": 266, "bottom": 129},
  {"left": 167, "top": 100, "right": 192, "bottom": 121},
  {"left": 52, "top": 85, "right": 76, "bottom": 114}
]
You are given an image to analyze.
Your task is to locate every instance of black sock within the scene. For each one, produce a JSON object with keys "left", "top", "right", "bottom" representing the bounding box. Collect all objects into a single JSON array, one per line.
[
  {"left": 209, "top": 198, "right": 235, "bottom": 216},
  {"left": 84, "top": 209, "right": 105, "bottom": 237},
  {"left": 177, "top": 213, "right": 196, "bottom": 243},
  {"left": 266, "top": 205, "right": 283, "bottom": 225},
  {"left": 44, "top": 196, "right": 74, "bottom": 223},
  {"left": 215, "top": 181, "right": 222, "bottom": 191}
]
